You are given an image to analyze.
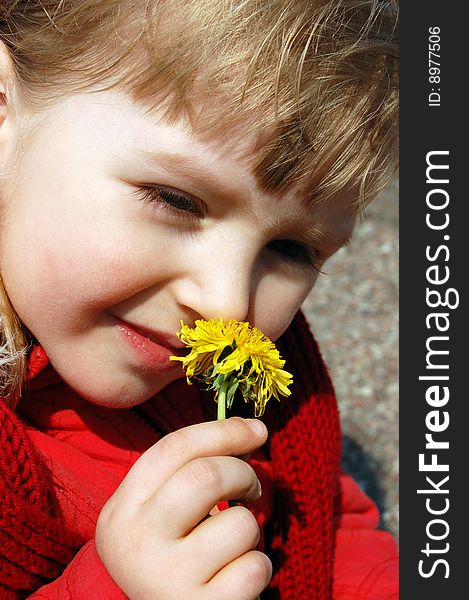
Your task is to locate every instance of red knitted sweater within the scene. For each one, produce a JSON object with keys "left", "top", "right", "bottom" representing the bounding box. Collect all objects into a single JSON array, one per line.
[{"left": 0, "top": 312, "right": 398, "bottom": 599}]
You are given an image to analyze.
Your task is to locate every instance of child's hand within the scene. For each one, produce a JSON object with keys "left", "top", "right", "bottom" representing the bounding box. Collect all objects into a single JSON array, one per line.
[{"left": 95, "top": 417, "right": 272, "bottom": 600}]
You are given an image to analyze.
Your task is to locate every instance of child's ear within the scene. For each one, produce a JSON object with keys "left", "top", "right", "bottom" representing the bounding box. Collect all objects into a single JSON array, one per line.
[
  {"left": 0, "top": 41, "right": 16, "bottom": 164},
  {"left": 0, "top": 41, "right": 15, "bottom": 130}
]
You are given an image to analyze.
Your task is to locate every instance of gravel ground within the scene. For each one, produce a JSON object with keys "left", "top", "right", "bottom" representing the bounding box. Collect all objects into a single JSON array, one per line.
[{"left": 301, "top": 179, "right": 399, "bottom": 539}]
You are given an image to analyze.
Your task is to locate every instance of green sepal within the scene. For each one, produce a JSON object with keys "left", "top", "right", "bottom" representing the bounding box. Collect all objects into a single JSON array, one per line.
[{"left": 226, "top": 379, "right": 239, "bottom": 410}]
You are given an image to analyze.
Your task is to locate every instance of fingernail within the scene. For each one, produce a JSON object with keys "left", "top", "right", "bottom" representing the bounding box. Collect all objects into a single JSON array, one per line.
[
  {"left": 256, "top": 479, "right": 263, "bottom": 499},
  {"left": 247, "top": 419, "right": 266, "bottom": 436}
]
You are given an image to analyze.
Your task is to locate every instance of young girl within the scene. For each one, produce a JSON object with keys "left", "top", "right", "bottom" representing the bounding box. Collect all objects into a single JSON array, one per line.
[{"left": 0, "top": 1, "right": 398, "bottom": 598}]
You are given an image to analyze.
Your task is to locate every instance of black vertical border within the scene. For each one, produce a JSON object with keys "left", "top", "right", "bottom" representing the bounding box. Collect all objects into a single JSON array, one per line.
[{"left": 400, "top": 3, "right": 466, "bottom": 597}]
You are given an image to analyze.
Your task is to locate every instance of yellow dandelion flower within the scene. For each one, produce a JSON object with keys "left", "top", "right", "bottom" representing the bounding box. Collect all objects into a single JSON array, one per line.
[{"left": 170, "top": 318, "right": 293, "bottom": 418}]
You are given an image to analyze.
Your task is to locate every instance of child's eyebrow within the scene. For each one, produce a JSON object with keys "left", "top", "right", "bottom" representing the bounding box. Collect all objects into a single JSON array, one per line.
[
  {"left": 136, "top": 148, "right": 248, "bottom": 203},
  {"left": 305, "top": 226, "right": 354, "bottom": 252},
  {"left": 135, "top": 146, "right": 319, "bottom": 207}
]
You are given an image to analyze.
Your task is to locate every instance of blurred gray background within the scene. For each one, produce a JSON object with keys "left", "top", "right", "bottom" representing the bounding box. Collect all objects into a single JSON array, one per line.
[{"left": 301, "top": 178, "right": 398, "bottom": 539}]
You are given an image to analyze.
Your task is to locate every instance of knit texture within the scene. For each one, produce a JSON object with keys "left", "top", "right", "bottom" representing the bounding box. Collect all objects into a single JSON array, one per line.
[
  {"left": 264, "top": 311, "right": 341, "bottom": 599},
  {"left": 0, "top": 311, "right": 342, "bottom": 599},
  {"left": 0, "top": 402, "right": 81, "bottom": 599}
]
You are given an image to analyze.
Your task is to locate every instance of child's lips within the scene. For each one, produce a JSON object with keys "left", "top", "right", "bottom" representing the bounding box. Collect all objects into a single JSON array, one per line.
[
  {"left": 113, "top": 317, "right": 186, "bottom": 369},
  {"left": 127, "top": 322, "right": 185, "bottom": 352}
]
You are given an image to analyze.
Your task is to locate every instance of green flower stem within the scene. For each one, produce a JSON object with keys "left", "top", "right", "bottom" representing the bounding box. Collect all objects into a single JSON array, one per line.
[
  {"left": 217, "top": 380, "right": 228, "bottom": 420},
  {"left": 216, "top": 381, "right": 231, "bottom": 509}
]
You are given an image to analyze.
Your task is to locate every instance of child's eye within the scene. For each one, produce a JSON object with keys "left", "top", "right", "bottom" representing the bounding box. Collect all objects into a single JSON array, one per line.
[
  {"left": 267, "top": 239, "right": 324, "bottom": 273},
  {"left": 134, "top": 186, "right": 205, "bottom": 218}
]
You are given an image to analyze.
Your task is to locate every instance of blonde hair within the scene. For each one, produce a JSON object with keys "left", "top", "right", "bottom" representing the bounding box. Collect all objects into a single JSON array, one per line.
[
  {"left": 0, "top": 0, "right": 398, "bottom": 405},
  {"left": 0, "top": 275, "right": 27, "bottom": 403}
]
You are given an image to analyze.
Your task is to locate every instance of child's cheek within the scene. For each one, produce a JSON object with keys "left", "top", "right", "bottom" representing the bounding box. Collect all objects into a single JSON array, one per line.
[
  {"left": 252, "top": 276, "right": 315, "bottom": 341},
  {"left": 1, "top": 213, "right": 135, "bottom": 334}
]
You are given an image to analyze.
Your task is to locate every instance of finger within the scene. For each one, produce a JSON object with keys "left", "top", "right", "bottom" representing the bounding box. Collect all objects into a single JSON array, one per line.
[
  {"left": 143, "top": 455, "right": 261, "bottom": 539},
  {"left": 116, "top": 417, "right": 267, "bottom": 504},
  {"left": 205, "top": 550, "right": 272, "bottom": 600},
  {"left": 184, "top": 506, "right": 261, "bottom": 581}
]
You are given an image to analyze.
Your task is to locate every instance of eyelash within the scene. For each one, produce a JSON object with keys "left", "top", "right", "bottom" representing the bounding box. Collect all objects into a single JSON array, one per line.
[
  {"left": 134, "top": 186, "right": 205, "bottom": 218},
  {"left": 267, "top": 240, "right": 324, "bottom": 274},
  {"left": 134, "top": 185, "right": 323, "bottom": 273}
]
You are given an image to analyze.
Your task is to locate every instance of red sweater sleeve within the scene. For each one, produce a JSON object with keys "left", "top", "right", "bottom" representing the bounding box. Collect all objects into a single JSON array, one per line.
[
  {"left": 28, "top": 541, "right": 127, "bottom": 599},
  {"left": 333, "top": 473, "right": 399, "bottom": 600}
]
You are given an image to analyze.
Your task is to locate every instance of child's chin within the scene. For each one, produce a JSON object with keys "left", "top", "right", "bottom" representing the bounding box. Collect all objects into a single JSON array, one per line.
[{"left": 67, "top": 371, "right": 179, "bottom": 409}]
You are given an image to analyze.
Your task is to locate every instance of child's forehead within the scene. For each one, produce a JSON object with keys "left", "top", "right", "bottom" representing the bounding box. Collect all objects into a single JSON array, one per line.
[{"left": 25, "top": 88, "right": 359, "bottom": 221}]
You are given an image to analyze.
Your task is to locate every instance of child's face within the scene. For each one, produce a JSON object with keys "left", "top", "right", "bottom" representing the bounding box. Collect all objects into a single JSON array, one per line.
[{"left": 0, "top": 90, "right": 355, "bottom": 407}]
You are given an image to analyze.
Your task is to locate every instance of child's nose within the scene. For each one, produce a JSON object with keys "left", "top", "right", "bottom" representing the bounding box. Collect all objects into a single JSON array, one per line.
[{"left": 175, "top": 237, "right": 259, "bottom": 323}]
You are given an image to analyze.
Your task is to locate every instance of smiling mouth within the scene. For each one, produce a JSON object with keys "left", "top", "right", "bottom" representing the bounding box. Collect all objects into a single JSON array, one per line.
[{"left": 113, "top": 317, "right": 187, "bottom": 368}]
